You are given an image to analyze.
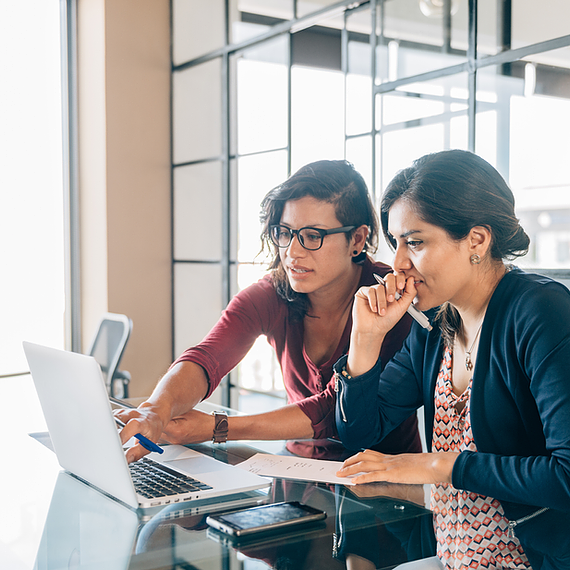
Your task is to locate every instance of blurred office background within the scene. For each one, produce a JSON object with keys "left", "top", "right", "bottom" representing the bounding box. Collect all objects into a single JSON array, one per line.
[{"left": 2, "top": 0, "right": 569, "bottom": 409}]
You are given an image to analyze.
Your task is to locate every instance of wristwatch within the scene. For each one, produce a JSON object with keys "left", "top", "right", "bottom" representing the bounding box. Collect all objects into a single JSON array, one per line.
[{"left": 212, "top": 411, "right": 229, "bottom": 444}]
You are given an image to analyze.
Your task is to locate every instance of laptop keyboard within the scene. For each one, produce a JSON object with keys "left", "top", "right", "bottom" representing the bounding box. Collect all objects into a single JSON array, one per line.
[{"left": 129, "top": 457, "right": 213, "bottom": 499}]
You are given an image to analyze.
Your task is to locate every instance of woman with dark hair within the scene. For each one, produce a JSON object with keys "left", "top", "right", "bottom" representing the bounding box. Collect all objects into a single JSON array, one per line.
[
  {"left": 117, "top": 159, "right": 420, "bottom": 461},
  {"left": 335, "top": 150, "right": 570, "bottom": 569}
]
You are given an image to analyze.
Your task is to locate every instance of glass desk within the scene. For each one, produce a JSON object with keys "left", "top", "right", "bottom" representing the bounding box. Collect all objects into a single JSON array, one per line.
[{"left": 2, "top": 375, "right": 435, "bottom": 570}]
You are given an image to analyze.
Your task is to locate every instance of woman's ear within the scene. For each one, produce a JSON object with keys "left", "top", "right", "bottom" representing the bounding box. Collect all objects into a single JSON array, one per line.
[
  {"left": 468, "top": 225, "right": 493, "bottom": 258},
  {"left": 351, "top": 225, "right": 369, "bottom": 255}
]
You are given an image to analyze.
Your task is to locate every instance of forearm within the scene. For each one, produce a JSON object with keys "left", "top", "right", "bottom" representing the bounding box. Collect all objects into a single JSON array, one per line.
[
  {"left": 346, "top": 330, "right": 385, "bottom": 377},
  {"left": 141, "top": 361, "right": 209, "bottom": 425},
  {"left": 338, "top": 450, "right": 458, "bottom": 485},
  {"left": 228, "top": 404, "right": 314, "bottom": 441}
]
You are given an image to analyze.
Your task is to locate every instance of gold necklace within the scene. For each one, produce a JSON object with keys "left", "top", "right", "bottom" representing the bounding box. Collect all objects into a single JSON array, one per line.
[
  {"left": 459, "top": 264, "right": 507, "bottom": 371},
  {"left": 464, "top": 321, "right": 484, "bottom": 371}
]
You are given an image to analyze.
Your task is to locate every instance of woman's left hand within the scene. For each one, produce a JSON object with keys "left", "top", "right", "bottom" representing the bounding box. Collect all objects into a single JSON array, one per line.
[{"left": 336, "top": 449, "right": 459, "bottom": 485}]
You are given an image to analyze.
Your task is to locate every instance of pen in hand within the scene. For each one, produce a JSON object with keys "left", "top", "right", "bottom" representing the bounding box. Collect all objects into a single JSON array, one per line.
[
  {"left": 115, "top": 418, "right": 164, "bottom": 454},
  {"left": 373, "top": 273, "right": 433, "bottom": 331}
]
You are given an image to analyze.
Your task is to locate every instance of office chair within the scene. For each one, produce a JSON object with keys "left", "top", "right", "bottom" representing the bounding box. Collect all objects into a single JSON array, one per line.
[{"left": 87, "top": 312, "right": 133, "bottom": 398}]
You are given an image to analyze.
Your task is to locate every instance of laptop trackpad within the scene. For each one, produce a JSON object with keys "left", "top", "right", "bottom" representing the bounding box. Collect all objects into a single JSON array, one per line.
[
  {"left": 164, "top": 455, "right": 226, "bottom": 475},
  {"left": 145, "top": 444, "right": 233, "bottom": 476}
]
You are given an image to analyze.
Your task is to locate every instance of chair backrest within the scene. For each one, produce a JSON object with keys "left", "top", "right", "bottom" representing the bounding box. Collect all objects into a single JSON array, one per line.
[{"left": 87, "top": 313, "right": 132, "bottom": 394}]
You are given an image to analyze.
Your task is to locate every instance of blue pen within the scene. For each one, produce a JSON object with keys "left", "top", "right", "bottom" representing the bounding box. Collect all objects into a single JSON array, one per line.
[{"left": 115, "top": 418, "right": 164, "bottom": 454}]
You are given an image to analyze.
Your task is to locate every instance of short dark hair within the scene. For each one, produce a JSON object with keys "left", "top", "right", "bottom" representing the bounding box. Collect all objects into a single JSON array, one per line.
[
  {"left": 260, "top": 160, "right": 378, "bottom": 320},
  {"left": 380, "top": 149, "right": 530, "bottom": 345}
]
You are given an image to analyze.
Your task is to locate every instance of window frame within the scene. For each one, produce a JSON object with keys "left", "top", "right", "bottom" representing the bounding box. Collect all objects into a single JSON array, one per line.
[{"left": 171, "top": 0, "right": 570, "bottom": 407}]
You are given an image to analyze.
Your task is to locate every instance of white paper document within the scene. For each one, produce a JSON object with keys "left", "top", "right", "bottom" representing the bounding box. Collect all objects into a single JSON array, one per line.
[{"left": 236, "top": 453, "right": 356, "bottom": 486}]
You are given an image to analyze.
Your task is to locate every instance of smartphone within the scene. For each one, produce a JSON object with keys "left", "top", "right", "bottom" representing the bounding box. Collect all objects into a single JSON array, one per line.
[{"left": 205, "top": 501, "right": 326, "bottom": 537}]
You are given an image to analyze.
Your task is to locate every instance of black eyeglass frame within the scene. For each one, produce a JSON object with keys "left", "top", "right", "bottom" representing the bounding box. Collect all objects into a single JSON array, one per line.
[{"left": 269, "top": 225, "right": 356, "bottom": 251}]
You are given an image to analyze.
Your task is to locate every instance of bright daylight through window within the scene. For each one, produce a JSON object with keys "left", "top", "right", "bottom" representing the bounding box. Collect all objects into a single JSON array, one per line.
[
  {"left": 0, "top": 0, "right": 65, "bottom": 376},
  {"left": 171, "top": 1, "right": 570, "bottom": 409}
]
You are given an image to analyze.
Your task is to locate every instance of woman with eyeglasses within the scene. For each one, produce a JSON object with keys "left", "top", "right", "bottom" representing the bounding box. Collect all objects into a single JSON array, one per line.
[
  {"left": 334, "top": 150, "right": 570, "bottom": 569},
  {"left": 116, "top": 160, "right": 421, "bottom": 462}
]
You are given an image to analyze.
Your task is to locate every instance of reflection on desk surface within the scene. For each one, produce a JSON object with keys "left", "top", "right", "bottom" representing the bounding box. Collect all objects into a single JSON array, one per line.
[
  {"left": 137, "top": 478, "right": 435, "bottom": 570},
  {"left": 35, "top": 471, "right": 138, "bottom": 570},
  {"left": 3, "top": 375, "right": 436, "bottom": 570},
  {"left": 31, "top": 472, "right": 435, "bottom": 570}
]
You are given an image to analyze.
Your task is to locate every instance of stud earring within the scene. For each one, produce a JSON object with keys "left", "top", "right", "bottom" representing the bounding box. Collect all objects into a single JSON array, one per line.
[
  {"left": 353, "top": 250, "right": 359, "bottom": 256},
  {"left": 470, "top": 253, "right": 481, "bottom": 265}
]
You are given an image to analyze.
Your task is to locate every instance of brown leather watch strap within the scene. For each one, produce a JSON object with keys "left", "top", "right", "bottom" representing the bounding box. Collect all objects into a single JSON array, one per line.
[{"left": 212, "top": 411, "right": 229, "bottom": 443}]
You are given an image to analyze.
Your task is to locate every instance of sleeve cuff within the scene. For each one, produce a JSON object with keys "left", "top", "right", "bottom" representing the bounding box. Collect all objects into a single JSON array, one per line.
[{"left": 332, "top": 353, "right": 383, "bottom": 385}]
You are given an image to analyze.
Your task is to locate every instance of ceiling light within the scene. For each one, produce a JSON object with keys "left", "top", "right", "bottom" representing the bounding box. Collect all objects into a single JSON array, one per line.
[{"left": 419, "top": 0, "right": 460, "bottom": 18}]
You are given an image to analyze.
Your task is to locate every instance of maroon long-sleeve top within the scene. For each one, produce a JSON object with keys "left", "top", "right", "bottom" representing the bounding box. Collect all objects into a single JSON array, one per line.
[{"left": 173, "top": 257, "right": 420, "bottom": 452}]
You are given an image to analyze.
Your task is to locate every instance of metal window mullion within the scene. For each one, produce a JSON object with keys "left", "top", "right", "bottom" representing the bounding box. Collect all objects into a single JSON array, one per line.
[
  {"left": 342, "top": 13, "right": 348, "bottom": 159},
  {"left": 498, "top": 0, "right": 512, "bottom": 77},
  {"left": 443, "top": 0, "right": 451, "bottom": 53},
  {"left": 478, "top": 34, "right": 570, "bottom": 70},
  {"left": 495, "top": 0, "right": 512, "bottom": 179},
  {"left": 61, "top": 0, "right": 81, "bottom": 352},
  {"left": 370, "top": 0, "right": 378, "bottom": 200},
  {"left": 173, "top": 0, "right": 369, "bottom": 73},
  {"left": 467, "top": 0, "right": 477, "bottom": 152},
  {"left": 287, "top": 31, "right": 292, "bottom": 176},
  {"left": 169, "top": 0, "right": 176, "bottom": 361},
  {"left": 222, "top": 0, "right": 232, "bottom": 407},
  {"left": 442, "top": 0, "right": 452, "bottom": 147},
  {"left": 371, "top": 35, "right": 570, "bottom": 100},
  {"left": 374, "top": 61, "right": 469, "bottom": 95}
]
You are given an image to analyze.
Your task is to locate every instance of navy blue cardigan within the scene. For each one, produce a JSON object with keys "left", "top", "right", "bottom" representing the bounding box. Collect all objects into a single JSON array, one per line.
[{"left": 335, "top": 269, "right": 570, "bottom": 527}]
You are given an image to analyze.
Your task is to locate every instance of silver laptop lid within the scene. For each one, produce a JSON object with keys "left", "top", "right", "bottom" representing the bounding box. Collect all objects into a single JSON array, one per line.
[{"left": 23, "top": 341, "right": 139, "bottom": 509}]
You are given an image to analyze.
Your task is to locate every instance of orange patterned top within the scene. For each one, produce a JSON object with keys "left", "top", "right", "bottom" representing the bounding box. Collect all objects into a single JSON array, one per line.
[{"left": 430, "top": 346, "right": 530, "bottom": 569}]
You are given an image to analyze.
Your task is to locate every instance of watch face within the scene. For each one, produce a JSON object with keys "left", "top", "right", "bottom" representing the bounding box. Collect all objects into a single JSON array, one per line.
[{"left": 213, "top": 413, "right": 228, "bottom": 443}]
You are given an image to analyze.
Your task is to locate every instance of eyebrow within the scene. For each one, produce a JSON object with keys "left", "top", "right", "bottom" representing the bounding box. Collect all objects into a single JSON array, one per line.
[
  {"left": 400, "top": 230, "right": 423, "bottom": 238},
  {"left": 279, "top": 223, "right": 328, "bottom": 229}
]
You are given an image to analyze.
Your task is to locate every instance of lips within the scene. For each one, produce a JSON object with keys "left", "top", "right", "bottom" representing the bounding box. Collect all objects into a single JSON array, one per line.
[
  {"left": 289, "top": 267, "right": 312, "bottom": 275},
  {"left": 399, "top": 279, "right": 422, "bottom": 301},
  {"left": 410, "top": 280, "right": 423, "bottom": 307},
  {"left": 398, "top": 277, "right": 422, "bottom": 291},
  {"left": 288, "top": 266, "right": 312, "bottom": 277},
  {"left": 411, "top": 280, "right": 423, "bottom": 293}
]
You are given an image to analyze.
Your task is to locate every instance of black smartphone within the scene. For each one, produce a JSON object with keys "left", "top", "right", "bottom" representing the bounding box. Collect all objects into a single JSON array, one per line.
[{"left": 205, "top": 501, "right": 326, "bottom": 537}]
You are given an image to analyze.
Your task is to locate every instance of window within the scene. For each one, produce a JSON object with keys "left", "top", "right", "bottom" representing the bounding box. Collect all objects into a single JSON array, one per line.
[
  {"left": 171, "top": 0, "right": 570, "bottom": 409},
  {"left": 0, "top": 0, "right": 67, "bottom": 376}
]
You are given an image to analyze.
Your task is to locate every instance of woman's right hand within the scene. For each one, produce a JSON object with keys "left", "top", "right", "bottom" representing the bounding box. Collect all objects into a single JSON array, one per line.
[
  {"left": 116, "top": 405, "right": 218, "bottom": 463},
  {"left": 353, "top": 275, "right": 415, "bottom": 334},
  {"left": 347, "top": 274, "right": 416, "bottom": 376},
  {"left": 115, "top": 404, "right": 170, "bottom": 463},
  {"left": 115, "top": 361, "right": 211, "bottom": 463}
]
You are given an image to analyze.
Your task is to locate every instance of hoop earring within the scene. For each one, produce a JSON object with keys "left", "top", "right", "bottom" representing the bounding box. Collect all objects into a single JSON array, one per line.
[{"left": 470, "top": 253, "right": 481, "bottom": 265}]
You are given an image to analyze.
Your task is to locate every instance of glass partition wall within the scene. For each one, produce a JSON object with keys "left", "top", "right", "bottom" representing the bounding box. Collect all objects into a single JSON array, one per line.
[{"left": 171, "top": 0, "right": 570, "bottom": 408}]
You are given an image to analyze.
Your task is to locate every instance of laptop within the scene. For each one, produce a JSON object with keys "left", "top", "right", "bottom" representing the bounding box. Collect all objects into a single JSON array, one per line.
[{"left": 23, "top": 341, "right": 271, "bottom": 511}]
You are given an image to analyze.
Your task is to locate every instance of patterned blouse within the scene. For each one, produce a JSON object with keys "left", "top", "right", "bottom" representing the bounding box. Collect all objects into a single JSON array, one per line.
[{"left": 430, "top": 346, "right": 531, "bottom": 569}]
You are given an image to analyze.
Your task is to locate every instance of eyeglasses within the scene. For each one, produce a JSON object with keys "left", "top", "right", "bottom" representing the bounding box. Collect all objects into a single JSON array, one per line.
[{"left": 269, "top": 225, "right": 355, "bottom": 251}]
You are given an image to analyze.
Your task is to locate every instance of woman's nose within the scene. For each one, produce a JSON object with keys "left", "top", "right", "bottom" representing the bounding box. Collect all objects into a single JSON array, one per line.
[
  {"left": 286, "top": 232, "right": 305, "bottom": 257},
  {"left": 393, "top": 245, "right": 412, "bottom": 272}
]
